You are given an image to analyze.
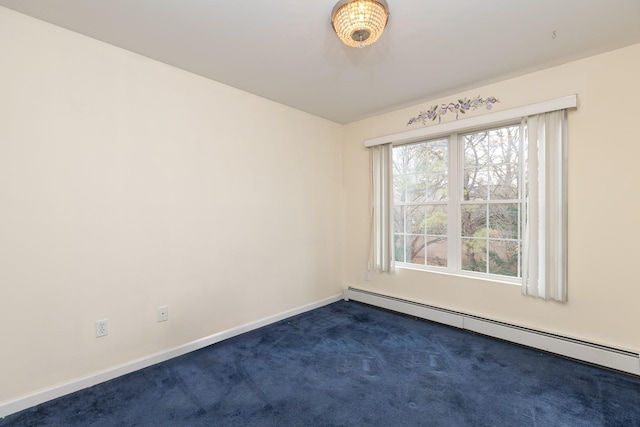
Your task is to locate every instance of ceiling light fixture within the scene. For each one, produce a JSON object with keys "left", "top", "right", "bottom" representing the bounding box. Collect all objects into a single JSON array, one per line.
[{"left": 331, "top": 0, "right": 389, "bottom": 48}]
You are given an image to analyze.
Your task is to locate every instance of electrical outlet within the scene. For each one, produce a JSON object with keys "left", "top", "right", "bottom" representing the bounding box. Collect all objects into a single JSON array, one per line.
[
  {"left": 96, "top": 319, "right": 108, "bottom": 337},
  {"left": 158, "top": 306, "right": 168, "bottom": 322},
  {"left": 365, "top": 271, "right": 370, "bottom": 281}
]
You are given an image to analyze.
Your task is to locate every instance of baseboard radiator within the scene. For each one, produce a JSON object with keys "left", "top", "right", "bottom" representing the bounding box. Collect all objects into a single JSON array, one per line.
[{"left": 344, "top": 287, "right": 640, "bottom": 376}]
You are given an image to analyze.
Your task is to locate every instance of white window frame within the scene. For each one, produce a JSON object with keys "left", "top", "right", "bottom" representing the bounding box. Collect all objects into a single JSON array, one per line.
[{"left": 393, "top": 123, "right": 525, "bottom": 284}]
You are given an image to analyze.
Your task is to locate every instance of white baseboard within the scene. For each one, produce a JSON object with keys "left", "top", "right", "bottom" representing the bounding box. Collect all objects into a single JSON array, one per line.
[
  {"left": 0, "top": 294, "right": 343, "bottom": 418},
  {"left": 344, "top": 287, "right": 640, "bottom": 376}
]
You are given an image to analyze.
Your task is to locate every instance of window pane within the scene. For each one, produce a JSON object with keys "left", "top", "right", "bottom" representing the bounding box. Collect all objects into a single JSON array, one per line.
[
  {"left": 426, "top": 237, "right": 447, "bottom": 267},
  {"left": 426, "top": 139, "right": 448, "bottom": 172},
  {"left": 461, "top": 204, "right": 487, "bottom": 237},
  {"left": 489, "top": 163, "right": 519, "bottom": 200},
  {"left": 461, "top": 238, "right": 487, "bottom": 273},
  {"left": 489, "top": 240, "right": 519, "bottom": 277},
  {"left": 394, "top": 234, "right": 405, "bottom": 263},
  {"left": 463, "top": 167, "right": 488, "bottom": 200},
  {"left": 488, "top": 203, "right": 519, "bottom": 239},
  {"left": 426, "top": 205, "right": 447, "bottom": 235},
  {"left": 464, "top": 132, "right": 488, "bottom": 168},
  {"left": 406, "top": 174, "right": 427, "bottom": 203},
  {"left": 393, "top": 175, "right": 406, "bottom": 203},
  {"left": 404, "top": 143, "right": 427, "bottom": 173},
  {"left": 394, "top": 206, "right": 405, "bottom": 234},
  {"left": 427, "top": 172, "right": 448, "bottom": 201},
  {"left": 407, "top": 205, "right": 426, "bottom": 234},
  {"left": 406, "top": 235, "right": 426, "bottom": 264},
  {"left": 392, "top": 145, "right": 406, "bottom": 174},
  {"left": 488, "top": 126, "right": 520, "bottom": 164}
]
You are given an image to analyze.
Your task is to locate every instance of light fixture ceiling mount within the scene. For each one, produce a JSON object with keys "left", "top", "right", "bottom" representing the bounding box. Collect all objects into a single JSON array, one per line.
[{"left": 331, "top": 0, "right": 390, "bottom": 48}]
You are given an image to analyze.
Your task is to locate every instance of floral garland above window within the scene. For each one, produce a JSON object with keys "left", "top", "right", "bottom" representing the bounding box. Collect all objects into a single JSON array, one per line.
[{"left": 407, "top": 96, "right": 500, "bottom": 126}]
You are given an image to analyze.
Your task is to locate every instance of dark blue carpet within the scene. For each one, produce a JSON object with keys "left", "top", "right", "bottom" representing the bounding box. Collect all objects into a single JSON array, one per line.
[{"left": 3, "top": 301, "right": 640, "bottom": 426}]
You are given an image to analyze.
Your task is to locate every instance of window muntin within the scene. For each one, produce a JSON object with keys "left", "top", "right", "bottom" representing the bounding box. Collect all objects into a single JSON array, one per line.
[{"left": 393, "top": 124, "right": 524, "bottom": 280}]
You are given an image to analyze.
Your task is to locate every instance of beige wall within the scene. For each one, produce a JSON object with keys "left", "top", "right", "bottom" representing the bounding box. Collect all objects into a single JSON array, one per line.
[
  {"left": 0, "top": 8, "right": 343, "bottom": 402},
  {"left": 343, "top": 43, "right": 640, "bottom": 352}
]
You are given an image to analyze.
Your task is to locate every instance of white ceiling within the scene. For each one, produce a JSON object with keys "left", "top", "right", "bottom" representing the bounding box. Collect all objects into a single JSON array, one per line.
[{"left": 2, "top": 0, "right": 640, "bottom": 124}]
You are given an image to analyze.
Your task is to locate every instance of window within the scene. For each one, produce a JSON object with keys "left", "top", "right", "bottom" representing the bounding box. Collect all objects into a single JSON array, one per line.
[
  {"left": 369, "top": 96, "right": 573, "bottom": 299},
  {"left": 392, "top": 123, "right": 525, "bottom": 281}
]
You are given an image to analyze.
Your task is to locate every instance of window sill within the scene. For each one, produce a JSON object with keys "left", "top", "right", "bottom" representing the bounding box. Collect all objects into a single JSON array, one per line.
[{"left": 395, "top": 263, "right": 522, "bottom": 287}]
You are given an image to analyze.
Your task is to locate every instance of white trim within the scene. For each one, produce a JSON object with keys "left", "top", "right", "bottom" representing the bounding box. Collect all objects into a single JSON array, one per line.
[
  {"left": 344, "top": 287, "right": 640, "bottom": 375},
  {"left": 448, "top": 133, "right": 460, "bottom": 269},
  {"left": 394, "top": 262, "right": 521, "bottom": 286},
  {"left": 0, "top": 294, "right": 343, "bottom": 418},
  {"left": 364, "top": 95, "right": 578, "bottom": 147}
]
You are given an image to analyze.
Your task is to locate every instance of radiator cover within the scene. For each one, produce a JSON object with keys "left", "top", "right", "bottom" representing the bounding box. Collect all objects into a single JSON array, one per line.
[{"left": 344, "top": 287, "right": 640, "bottom": 376}]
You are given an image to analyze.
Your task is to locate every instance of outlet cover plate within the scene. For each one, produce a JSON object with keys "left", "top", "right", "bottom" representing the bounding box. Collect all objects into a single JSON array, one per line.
[
  {"left": 158, "top": 306, "right": 168, "bottom": 322},
  {"left": 96, "top": 319, "right": 108, "bottom": 337}
]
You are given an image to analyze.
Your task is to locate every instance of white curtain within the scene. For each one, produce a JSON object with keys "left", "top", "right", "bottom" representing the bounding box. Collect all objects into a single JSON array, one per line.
[
  {"left": 522, "top": 110, "right": 568, "bottom": 301},
  {"left": 369, "top": 143, "right": 395, "bottom": 273}
]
